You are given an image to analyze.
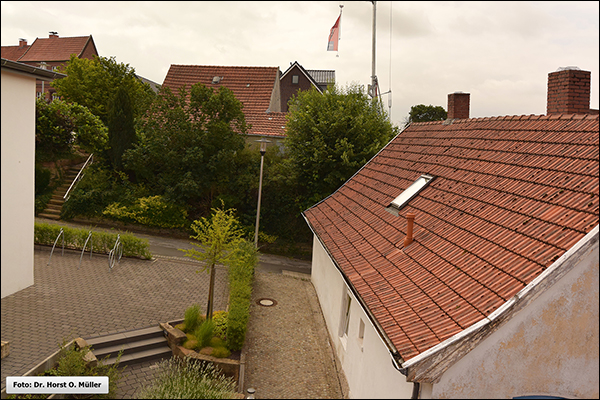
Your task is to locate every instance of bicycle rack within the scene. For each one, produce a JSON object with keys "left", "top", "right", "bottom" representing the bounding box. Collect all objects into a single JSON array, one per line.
[
  {"left": 47, "top": 227, "right": 65, "bottom": 266},
  {"left": 78, "top": 230, "right": 93, "bottom": 269},
  {"left": 108, "top": 234, "right": 123, "bottom": 271}
]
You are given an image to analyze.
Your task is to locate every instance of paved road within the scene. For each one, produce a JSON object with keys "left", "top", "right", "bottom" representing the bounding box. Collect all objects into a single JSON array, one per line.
[{"left": 1, "top": 218, "right": 346, "bottom": 398}]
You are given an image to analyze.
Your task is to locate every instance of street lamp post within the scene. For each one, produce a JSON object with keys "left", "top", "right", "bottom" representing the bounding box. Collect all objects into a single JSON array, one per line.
[{"left": 254, "top": 138, "right": 270, "bottom": 248}]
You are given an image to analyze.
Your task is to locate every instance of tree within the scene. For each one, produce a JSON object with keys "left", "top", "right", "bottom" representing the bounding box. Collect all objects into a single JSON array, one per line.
[
  {"left": 181, "top": 205, "right": 245, "bottom": 320},
  {"left": 107, "top": 86, "right": 136, "bottom": 170},
  {"left": 52, "top": 55, "right": 155, "bottom": 125},
  {"left": 35, "top": 98, "right": 107, "bottom": 161},
  {"left": 405, "top": 104, "right": 447, "bottom": 126},
  {"left": 285, "top": 84, "right": 398, "bottom": 209},
  {"left": 123, "top": 83, "right": 248, "bottom": 218}
]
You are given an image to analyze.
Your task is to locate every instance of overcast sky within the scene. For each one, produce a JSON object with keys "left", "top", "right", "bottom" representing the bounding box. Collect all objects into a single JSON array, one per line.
[{"left": 2, "top": 1, "right": 598, "bottom": 127}]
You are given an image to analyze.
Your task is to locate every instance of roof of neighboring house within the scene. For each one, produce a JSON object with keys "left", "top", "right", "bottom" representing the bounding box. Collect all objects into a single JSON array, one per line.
[
  {"left": 1, "top": 57, "right": 66, "bottom": 81},
  {"left": 1, "top": 44, "right": 30, "bottom": 62},
  {"left": 18, "top": 35, "right": 96, "bottom": 62},
  {"left": 162, "top": 64, "right": 284, "bottom": 136},
  {"left": 306, "top": 69, "right": 335, "bottom": 89},
  {"left": 281, "top": 61, "right": 323, "bottom": 93},
  {"left": 246, "top": 112, "right": 287, "bottom": 138},
  {"left": 303, "top": 113, "right": 599, "bottom": 363}
]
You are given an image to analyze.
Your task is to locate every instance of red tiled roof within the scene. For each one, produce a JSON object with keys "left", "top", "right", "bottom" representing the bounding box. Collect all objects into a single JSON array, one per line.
[
  {"left": 18, "top": 36, "right": 92, "bottom": 62},
  {"left": 1, "top": 45, "right": 29, "bottom": 61},
  {"left": 303, "top": 113, "right": 599, "bottom": 362},
  {"left": 162, "top": 65, "right": 284, "bottom": 136},
  {"left": 246, "top": 112, "right": 287, "bottom": 137}
]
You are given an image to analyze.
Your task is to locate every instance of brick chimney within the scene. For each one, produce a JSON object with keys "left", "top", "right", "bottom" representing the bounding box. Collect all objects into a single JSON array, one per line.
[
  {"left": 49, "top": 31, "right": 59, "bottom": 39},
  {"left": 447, "top": 92, "right": 470, "bottom": 119},
  {"left": 19, "top": 38, "right": 27, "bottom": 47},
  {"left": 547, "top": 67, "right": 590, "bottom": 115}
]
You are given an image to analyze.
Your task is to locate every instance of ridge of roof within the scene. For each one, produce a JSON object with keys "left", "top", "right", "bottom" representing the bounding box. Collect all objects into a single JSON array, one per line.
[{"left": 412, "top": 113, "right": 599, "bottom": 126}]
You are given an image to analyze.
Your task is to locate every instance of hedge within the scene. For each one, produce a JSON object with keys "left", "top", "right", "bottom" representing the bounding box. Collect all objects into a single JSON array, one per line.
[{"left": 34, "top": 222, "right": 152, "bottom": 259}]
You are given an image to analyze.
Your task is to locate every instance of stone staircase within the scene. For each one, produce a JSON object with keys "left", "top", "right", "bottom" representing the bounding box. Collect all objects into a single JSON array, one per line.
[
  {"left": 84, "top": 325, "right": 172, "bottom": 367},
  {"left": 38, "top": 162, "right": 85, "bottom": 220}
]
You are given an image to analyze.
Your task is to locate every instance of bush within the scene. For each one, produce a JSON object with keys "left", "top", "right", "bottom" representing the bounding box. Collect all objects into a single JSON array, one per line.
[
  {"left": 137, "top": 357, "right": 237, "bottom": 399},
  {"left": 225, "top": 240, "right": 257, "bottom": 351},
  {"left": 183, "top": 304, "right": 202, "bottom": 333},
  {"left": 212, "top": 311, "right": 228, "bottom": 341},
  {"left": 102, "top": 195, "right": 188, "bottom": 229},
  {"left": 35, "top": 164, "right": 52, "bottom": 195},
  {"left": 194, "top": 319, "right": 215, "bottom": 350},
  {"left": 34, "top": 222, "right": 152, "bottom": 259}
]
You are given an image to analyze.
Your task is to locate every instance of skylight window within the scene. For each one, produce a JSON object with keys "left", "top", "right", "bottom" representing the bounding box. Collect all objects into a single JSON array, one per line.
[{"left": 390, "top": 174, "right": 434, "bottom": 210}]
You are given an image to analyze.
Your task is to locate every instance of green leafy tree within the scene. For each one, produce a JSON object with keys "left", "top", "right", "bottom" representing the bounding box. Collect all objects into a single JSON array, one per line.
[
  {"left": 107, "top": 86, "right": 136, "bottom": 170},
  {"left": 181, "top": 205, "right": 245, "bottom": 320},
  {"left": 123, "top": 83, "right": 248, "bottom": 218},
  {"left": 35, "top": 98, "right": 107, "bottom": 161},
  {"left": 405, "top": 104, "right": 447, "bottom": 126},
  {"left": 52, "top": 55, "right": 155, "bottom": 125},
  {"left": 285, "top": 84, "right": 398, "bottom": 209}
]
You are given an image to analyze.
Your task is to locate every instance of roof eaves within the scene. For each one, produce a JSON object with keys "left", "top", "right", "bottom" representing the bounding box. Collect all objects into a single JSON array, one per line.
[{"left": 1, "top": 57, "right": 66, "bottom": 81}]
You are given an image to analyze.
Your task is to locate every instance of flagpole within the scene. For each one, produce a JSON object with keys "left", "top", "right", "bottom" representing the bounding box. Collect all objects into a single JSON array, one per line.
[{"left": 371, "top": 0, "right": 376, "bottom": 97}]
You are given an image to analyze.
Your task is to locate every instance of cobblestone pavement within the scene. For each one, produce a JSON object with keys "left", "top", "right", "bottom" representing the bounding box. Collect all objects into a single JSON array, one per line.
[
  {"left": 2, "top": 220, "right": 347, "bottom": 398},
  {"left": 243, "top": 271, "right": 347, "bottom": 399}
]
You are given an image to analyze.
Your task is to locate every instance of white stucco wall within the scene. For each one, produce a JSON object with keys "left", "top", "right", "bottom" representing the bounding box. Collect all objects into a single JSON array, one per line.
[
  {"left": 311, "top": 236, "right": 414, "bottom": 399},
  {"left": 429, "top": 231, "right": 599, "bottom": 399},
  {"left": 1, "top": 69, "right": 36, "bottom": 298}
]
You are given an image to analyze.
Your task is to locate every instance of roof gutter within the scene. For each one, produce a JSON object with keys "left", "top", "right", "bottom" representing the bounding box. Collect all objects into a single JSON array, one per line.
[
  {"left": 400, "top": 224, "right": 599, "bottom": 380},
  {"left": 302, "top": 213, "right": 406, "bottom": 372},
  {"left": 1, "top": 57, "right": 66, "bottom": 81}
]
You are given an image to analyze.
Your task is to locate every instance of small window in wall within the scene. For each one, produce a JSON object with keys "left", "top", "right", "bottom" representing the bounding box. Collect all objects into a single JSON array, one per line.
[
  {"left": 390, "top": 174, "right": 434, "bottom": 210},
  {"left": 51, "top": 92, "right": 59, "bottom": 101},
  {"left": 37, "top": 92, "right": 43, "bottom": 99},
  {"left": 292, "top": 75, "right": 299, "bottom": 84},
  {"left": 358, "top": 318, "right": 365, "bottom": 351},
  {"left": 342, "top": 293, "right": 351, "bottom": 337}
]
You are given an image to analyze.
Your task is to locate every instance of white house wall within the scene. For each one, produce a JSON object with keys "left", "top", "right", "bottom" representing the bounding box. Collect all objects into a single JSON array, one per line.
[
  {"left": 311, "top": 235, "right": 414, "bottom": 399},
  {"left": 1, "top": 69, "right": 35, "bottom": 298},
  {"left": 428, "top": 232, "right": 599, "bottom": 399}
]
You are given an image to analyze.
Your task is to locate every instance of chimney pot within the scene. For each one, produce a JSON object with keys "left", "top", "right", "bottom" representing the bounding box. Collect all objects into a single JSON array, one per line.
[
  {"left": 447, "top": 92, "right": 470, "bottom": 119},
  {"left": 404, "top": 213, "right": 416, "bottom": 247}
]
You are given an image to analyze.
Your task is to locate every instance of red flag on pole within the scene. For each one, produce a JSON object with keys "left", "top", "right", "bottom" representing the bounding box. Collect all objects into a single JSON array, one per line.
[{"left": 327, "top": 14, "right": 341, "bottom": 51}]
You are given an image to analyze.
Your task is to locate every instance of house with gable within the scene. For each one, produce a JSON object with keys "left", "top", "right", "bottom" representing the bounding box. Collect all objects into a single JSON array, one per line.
[
  {"left": 303, "top": 67, "right": 599, "bottom": 399},
  {"left": 1, "top": 32, "right": 98, "bottom": 102},
  {"left": 161, "top": 64, "right": 288, "bottom": 149},
  {"left": 280, "top": 60, "right": 335, "bottom": 112}
]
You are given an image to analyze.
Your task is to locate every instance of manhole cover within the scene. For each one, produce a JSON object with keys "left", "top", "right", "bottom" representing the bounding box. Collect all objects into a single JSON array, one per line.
[{"left": 257, "top": 298, "right": 277, "bottom": 307}]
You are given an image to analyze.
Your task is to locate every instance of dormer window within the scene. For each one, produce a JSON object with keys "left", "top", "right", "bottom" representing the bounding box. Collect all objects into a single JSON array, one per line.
[{"left": 390, "top": 174, "right": 434, "bottom": 210}]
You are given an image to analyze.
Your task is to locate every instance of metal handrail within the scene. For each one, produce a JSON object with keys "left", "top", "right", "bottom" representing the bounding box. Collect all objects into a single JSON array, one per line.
[
  {"left": 64, "top": 153, "right": 93, "bottom": 201},
  {"left": 108, "top": 234, "right": 123, "bottom": 271},
  {"left": 78, "top": 231, "right": 93, "bottom": 269},
  {"left": 47, "top": 228, "right": 64, "bottom": 266}
]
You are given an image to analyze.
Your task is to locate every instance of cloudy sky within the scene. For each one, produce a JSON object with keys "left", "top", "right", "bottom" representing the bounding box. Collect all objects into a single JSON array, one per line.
[{"left": 2, "top": 1, "right": 598, "bottom": 127}]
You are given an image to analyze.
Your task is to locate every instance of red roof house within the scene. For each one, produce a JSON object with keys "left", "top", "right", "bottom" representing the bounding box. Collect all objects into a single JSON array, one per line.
[
  {"left": 303, "top": 67, "right": 599, "bottom": 399},
  {"left": 162, "top": 64, "right": 287, "bottom": 146},
  {"left": 1, "top": 32, "right": 98, "bottom": 101}
]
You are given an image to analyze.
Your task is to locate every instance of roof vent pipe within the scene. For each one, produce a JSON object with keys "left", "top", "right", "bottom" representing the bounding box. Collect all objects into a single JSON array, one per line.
[{"left": 404, "top": 213, "right": 415, "bottom": 247}]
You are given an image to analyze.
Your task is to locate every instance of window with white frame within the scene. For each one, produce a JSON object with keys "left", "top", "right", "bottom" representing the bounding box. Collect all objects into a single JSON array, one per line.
[
  {"left": 292, "top": 75, "right": 299, "bottom": 84},
  {"left": 341, "top": 292, "right": 351, "bottom": 339}
]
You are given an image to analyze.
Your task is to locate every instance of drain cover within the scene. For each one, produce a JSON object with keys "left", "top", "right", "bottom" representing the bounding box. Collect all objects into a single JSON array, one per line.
[{"left": 257, "top": 298, "right": 277, "bottom": 307}]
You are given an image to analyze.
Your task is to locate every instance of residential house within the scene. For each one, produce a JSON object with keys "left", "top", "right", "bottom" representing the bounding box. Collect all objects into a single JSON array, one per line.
[
  {"left": 1, "top": 32, "right": 98, "bottom": 102},
  {"left": 280, "top": 60, "right": 335, "bottom": 112},
  {"left": 161, "top": 64, "right": 287, "bottom": 150},
  {"left": 1, "top": 58, "right": 66, "bottom": 299},
  {"left": 303, "top": 67, "right": 599, "bottom": 399}
]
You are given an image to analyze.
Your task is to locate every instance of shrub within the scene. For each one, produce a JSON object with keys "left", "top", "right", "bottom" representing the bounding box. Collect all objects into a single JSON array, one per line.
[
  {"left": 102, "top": 195, "right": 189, "bottom": 229},
  {"left": 225, "top": 240, "right": 257, "bottom": 351},
  {"left": 212, "top": 311, "right": 228, "bottom": 341},
  {"left": 183, "top": 304, "right": 201, "bottom": 333},
  {"left": 137, "top": 357, "right": 236, "bottom": 399},
  {"left": 35, "top": 164, "right": 52, "bottom": 195},
  {"left": 34, "top": 222, "right": 152, "bottom": 259},
  {"left": 194, "top": 319, "right": 215, "bottom": 350},
  {"left": 183, "top": 333, "right": 198, "bottom": 350}
]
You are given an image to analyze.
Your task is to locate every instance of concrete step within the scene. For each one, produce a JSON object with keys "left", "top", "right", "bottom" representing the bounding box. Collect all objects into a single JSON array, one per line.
[
  {"left": 38, "top": 213, "right": 61, "bottom": 220},
  {"left": 48, "top": 198, "right": 65, "bottom": 206},
  {"left": 85, "top": 325, "right": 171, "bottom": 367}
]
